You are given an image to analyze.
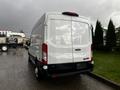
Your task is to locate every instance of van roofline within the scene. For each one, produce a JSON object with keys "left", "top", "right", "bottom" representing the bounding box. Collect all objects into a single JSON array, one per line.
[{"left": 45, "top": 12, "right": 90, "bottom": 21}]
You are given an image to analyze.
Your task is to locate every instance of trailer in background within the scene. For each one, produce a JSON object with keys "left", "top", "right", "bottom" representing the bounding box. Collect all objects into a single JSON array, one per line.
[{"left": 0, "top": 30, "right": 27, "bottom": 51}]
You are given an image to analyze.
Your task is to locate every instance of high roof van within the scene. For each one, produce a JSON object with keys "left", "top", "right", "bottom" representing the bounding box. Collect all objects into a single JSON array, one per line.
[{"left": 28, "top": 12, "right": 94, "bottom": 79}]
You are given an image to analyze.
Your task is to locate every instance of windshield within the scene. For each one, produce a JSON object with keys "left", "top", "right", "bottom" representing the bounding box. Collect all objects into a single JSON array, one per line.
[{"left": 48, "top": 19, "right": 90, "bottom": 46}]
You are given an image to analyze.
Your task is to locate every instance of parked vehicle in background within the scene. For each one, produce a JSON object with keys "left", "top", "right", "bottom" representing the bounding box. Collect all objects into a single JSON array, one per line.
[
  {"left": 7, "top": 32, "right": 25, "bottom": 47},
  {"left": 0, "top": 30, "right": 26, "bottom": 51},
  {"left": 0, "top": 34, "right": 8, "bottom": 51},
  {"left": 28, "top": 12, "right": 94, "bottom": 79},
  {"left": 24, "top": 37, "right": 30, "bottom": 49}
]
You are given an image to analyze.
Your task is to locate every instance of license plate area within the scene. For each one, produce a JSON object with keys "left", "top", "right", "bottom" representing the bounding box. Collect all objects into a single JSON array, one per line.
[{"left": 76, "top": 63, "right": 87, "bottom": 69}]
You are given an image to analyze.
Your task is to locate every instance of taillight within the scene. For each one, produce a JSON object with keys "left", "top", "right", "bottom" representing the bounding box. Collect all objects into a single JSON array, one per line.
[
  {"left": 90, "top": 45, "right": 94, "bottom": 64},
  {"left": 91, "top": 45, "right": 93, "bottom": 61},
  {"left": 42, "top": 43, "right": 48, "bottom": 64},
  {"left": 62, "top": 12, "right": 79, "bottom": 17}
]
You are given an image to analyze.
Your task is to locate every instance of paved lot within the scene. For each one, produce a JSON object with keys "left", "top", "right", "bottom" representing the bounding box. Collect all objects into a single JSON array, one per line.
[{"left": 0, "top": 48, "right": 115, "bottom": 90}]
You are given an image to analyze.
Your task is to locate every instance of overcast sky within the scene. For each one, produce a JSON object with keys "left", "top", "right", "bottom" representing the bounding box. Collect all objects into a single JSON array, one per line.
[{"left": 0, "top": 0, "right": 120, "bottom": 36}]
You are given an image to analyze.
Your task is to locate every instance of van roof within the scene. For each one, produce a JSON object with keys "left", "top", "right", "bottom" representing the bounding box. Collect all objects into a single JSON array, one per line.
[{"left": 45, "top": 12, "right": 90, "bottom": 21}]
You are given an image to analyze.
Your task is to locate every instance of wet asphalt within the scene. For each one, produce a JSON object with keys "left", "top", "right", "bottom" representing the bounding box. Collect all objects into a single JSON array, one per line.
[{"left": 0, "top": 48, "right": 115, "bottom": 90}]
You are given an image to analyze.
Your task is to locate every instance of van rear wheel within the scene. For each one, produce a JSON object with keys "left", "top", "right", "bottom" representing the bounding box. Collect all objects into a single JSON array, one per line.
[
  {"left": 28, "top": 55, "right": 32, "bottom": 63},
  {"left": 35, "top": 67, "right": 43, "bottom": 80}
]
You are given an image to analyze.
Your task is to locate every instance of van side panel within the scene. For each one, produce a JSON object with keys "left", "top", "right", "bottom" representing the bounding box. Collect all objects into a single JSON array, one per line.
[{"left": 29, "top": 14, "right": 45, "bottom": 60}]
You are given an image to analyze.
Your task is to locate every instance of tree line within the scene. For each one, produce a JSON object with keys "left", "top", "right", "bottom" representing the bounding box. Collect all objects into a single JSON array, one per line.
[{"left": 92, "top": 19, "right": 120, "bottom": 51}]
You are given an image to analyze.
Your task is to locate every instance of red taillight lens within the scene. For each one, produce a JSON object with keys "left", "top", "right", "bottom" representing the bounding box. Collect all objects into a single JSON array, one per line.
[
  {"left": 90, "top": 45, "right": 93, "bottom": 61},
  {"left": 42, "top": 43, "right": 48, "bottom": 64},
  {"left": 91, "top": 45, "right": 93, "bottom": 62}
]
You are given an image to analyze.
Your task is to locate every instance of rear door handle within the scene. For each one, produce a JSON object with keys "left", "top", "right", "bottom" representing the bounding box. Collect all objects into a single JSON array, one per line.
[{"left": 75, "top": 49, "right": 81, "bottom": 51}]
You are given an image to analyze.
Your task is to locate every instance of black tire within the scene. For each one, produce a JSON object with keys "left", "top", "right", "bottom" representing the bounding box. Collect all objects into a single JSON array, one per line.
[
  {"left": 34, "top": 66, "right": 43, "bottom": 80},
  {"left": 14, "top": 38, "right": 18, "bottom": 43},
  {"left": 28, "top": 55, "right": 32, "bottom": 63},
  {"left": 1, "top": 46, "right": 8, "bottom": 52}
]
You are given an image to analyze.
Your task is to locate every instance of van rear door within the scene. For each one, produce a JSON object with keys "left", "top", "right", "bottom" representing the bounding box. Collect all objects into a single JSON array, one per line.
[
  {"left": 72, "top": 18, "right": 92, "bottom": 62},
  {"left": 47, "top": 15, "right": 73, "bottom": 64},
  {"left": 47, "top": 15, "right": 92, "bottom": 64}
]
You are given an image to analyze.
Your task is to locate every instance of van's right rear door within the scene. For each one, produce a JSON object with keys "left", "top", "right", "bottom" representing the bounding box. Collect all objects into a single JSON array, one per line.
[{"left": 71, "top": 18, "right": 92, "bottom": 63}]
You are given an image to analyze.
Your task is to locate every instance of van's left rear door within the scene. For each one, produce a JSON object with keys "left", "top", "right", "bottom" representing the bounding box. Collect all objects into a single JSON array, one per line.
[{"left": 47, "top": 15, "right": 73, "bottom": 64}]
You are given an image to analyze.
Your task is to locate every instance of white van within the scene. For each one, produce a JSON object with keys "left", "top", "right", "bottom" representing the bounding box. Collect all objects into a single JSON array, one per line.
[{"left": 28, "top": 12, "right": 94, "bottom": 79}]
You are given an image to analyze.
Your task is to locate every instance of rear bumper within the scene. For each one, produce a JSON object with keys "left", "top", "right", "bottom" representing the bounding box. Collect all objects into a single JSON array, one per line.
[{"left": 40, "top": 61, "right": 93, "bottom": 77}]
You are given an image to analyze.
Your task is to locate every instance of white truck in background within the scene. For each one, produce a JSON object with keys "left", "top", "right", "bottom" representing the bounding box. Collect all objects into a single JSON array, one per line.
[
  {"left": 7, "top": 32, "right": 25, "bottom": 46},
  {"left": 0, "top": 30, "right": 26, "bottom": 51}
]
